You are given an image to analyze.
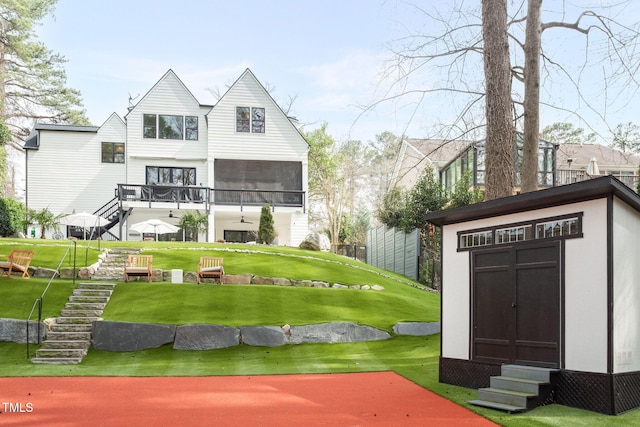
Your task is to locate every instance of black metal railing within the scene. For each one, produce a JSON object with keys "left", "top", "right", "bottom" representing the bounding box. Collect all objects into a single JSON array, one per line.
[
  {"left": 116, "top": 184, "right": 305, "bottom": 211},
  {"left": 555, "top": 170, "right": 639, "bottom": 190},
  {"left": 212, "top": 189, "right": 305, "bottom": 211}
]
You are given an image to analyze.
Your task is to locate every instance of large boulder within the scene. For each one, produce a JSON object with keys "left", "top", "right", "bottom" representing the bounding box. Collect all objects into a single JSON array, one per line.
[
  {"left": 393, "top": 322, "right": 441, "bottom": 336},
  {"left": 92, "top": 321, "right": 176, "bottom": 351},
  {"left": 240, "top": 326, "right": 287, "bottom": 347},
  {"left": 289, "top": 322, "right": 390, "bottom": 344},
  {"left": 299, "top": 233, "right": 331, "bottom": 251},
  {"left": 0, "top": 318, "right": 45, "bottom": 343},
  {"left": 174, "top": 324, "right": 240, "bottom": 350}
]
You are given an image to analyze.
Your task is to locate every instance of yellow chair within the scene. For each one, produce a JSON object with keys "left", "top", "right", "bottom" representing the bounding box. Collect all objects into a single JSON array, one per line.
[
  {"left": 0, "top": 250, "right": 35, "bottom": 279},
  {"left": 124, "top": 255, "right": 153, "bottom": 282},
  {"left": 197, "top": 257, "right": 224, "bottom": 284}
]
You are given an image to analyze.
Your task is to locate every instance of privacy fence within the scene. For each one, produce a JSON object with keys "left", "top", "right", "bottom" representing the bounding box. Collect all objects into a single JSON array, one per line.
[{"left": 366, "top": 226, "right": 421, "bottom": 281}]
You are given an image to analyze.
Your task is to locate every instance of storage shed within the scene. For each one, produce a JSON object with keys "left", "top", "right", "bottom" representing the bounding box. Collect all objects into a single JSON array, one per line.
[{"left": 424, "top": 176, "right": 640, "bottom": 415}]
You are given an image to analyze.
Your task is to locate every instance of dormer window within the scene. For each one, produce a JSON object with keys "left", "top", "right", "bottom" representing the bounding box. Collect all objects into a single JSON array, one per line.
[{"left": 236, "top": 107, "right": 265, "bottom": 133}]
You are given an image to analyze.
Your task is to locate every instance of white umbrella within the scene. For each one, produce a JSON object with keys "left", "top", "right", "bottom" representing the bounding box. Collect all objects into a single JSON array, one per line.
[
  {"left": 59, "top": 212, "right": 110, "bottom": 239},
  {"left": 130, "top": 218, "right": 179, "bottom": 241},
  {"left": 586, "top": 157, "right": 600, "bottom": 176}
]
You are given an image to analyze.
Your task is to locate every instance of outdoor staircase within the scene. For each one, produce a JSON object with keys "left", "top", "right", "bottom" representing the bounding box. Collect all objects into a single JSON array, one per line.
[
  {"left": 91, "top": 247, "right": 142, "bottom": 281},
  {"left": 469, "top": 364, "right": 558, "bottom": 413},
  {"left": 31, "top": 282, "right": 116, "bottom": 365}
]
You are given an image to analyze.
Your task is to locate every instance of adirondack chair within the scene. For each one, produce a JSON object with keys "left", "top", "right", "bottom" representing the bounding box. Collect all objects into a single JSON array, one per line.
[
  {"left": 124, "top": 255, "right": 153, "bottom": 282},
  {"left": 197, "top": 257, "right": 224, "bottom": 284},
  {"left": 0, "top": 249, "right": 35, "bottom": 279}
]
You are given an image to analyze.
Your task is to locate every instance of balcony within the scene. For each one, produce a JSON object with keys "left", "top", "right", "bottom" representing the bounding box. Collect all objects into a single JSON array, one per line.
[
  {"left": 555, "top": 170, "right": 639, "bottom": 190},
  {"left": 117, "top": 184, "right": 305, "bottom": 211}
]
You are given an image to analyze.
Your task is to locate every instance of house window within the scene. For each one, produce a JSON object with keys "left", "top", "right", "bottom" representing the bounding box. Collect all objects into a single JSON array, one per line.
[
  {"left": 159, "top": 115, "right": 183, "bottom": 140},
  {"left": 101, "top": 142, "right": 125, "bottom": 163},
  {"left": 143, "top": 114, "right": 198, "bottom": 140},
  {"left": 143, "top": 114, "right": 157, "bottom": 138},
  {"left": 236, "top": 106, "right": 265, "bottom": 133},
  {"left": 185, "top": 116, "right": 198, "bottom": 140},
  {"left": 146, "top": 166, "right": 196, "bottom": 186},
  {"left": 458, "top": 212, "right": 582, "bottom": 250}
]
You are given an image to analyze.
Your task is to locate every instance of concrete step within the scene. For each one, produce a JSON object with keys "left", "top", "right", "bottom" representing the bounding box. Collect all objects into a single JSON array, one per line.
[
  {"left": 48, "top": 323, "right": 93, "bottom": 333},
  {"left": 468, "top": 399, "right": 526, "bottom": 414},
  {"left": 477, "top": 387, "right": 537, "bottom": 409},
  {"left": 35, "top": 348, "right": 87, "bottom": 358},
  {"left": 69, "top": 296, "right": 109, "bottom": 304},
  {"left": 64, "top": 302, "right": 106, "bottom": 310},
  {"left": 60, "top": 309, "right": 104, "bottom": 317},
  {"left": 46, "top": 331, "right": 92, "bottom": 341},
  {"left": 77, "top": 282, "right": 116, "bottom": 290},
  {"left": 32, "top": 357, "right": 83, "bottom": 365},
  {"left": 73, "top": 289, "right": 112, "bottom": 297},
  {"left": 40, "top": 340, "right": 90, "bottom": 350},
  {"left": 490, "top": 376, "right": 547, "bottom": 394},
  {"left": 501, "top": 364, "right": 557, "bottom": 382},
  {"left": 56, "top": 316, "right": 100, "bottom": 325}
]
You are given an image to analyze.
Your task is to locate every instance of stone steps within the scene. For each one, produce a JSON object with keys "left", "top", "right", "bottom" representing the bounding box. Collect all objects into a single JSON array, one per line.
[
  {"left": 469, "top": 365, "right": 557, "bottom": 413},
  {"left": 33, "top": 282, "right": 116, "bottom": 365},
  {"left": 92, "top": 248, "right": 141, "bottom": 280}
]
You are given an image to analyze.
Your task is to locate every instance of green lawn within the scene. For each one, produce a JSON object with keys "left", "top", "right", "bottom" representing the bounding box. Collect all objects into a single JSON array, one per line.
[{"left": 1, "top": 238, "right": 639, "bottom": 426}]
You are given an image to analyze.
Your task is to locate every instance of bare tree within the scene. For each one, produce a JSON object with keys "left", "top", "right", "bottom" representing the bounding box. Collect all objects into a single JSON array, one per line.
[
  {"left": 483, "top": 0, "right": 514, "bottom": 199},
  {"left": 520, "top": 0, "right": 542, "bottom": 193},
  {"left": 372, "top": 1, "right": 640, "bottom": 196}
]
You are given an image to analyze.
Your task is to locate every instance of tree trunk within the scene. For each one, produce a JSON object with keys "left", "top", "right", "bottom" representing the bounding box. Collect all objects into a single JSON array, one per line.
[
  {"left": 521, "top": 0, "right": 543, "bottom": 193},
  {"left": 482, "top": 0, "right": 514, "bottom": 200}
]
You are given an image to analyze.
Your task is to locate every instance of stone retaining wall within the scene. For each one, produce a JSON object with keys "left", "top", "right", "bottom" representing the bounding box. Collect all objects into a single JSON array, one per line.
[
  {"left": 91, "top": 321, "right": 440, "bottom": 352},
  {"left": 0, "top": 318, "right": 46, "bottom": 343}
]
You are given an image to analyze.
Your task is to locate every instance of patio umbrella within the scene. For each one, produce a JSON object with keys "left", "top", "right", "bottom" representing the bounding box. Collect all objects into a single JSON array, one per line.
[
  {"left": 586, "top": 157, "right": 600, "bottom": 177},
  {"left": 59, "top": 212, "right": 110, "bottom": 239},
  {"left": 130, "top": 218, "right": 179, "bottom": 241}
]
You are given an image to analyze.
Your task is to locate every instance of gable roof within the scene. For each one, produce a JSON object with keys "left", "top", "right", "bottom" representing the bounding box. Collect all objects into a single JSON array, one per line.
[
  {"left": 424, "top": 175, "right": 640, "bottom": 226},
  {"left": 214, "top": 68, "right": 309, "bottom": 148},
  {"left": 556, "top": 143, "right": 640, "bottom": 170},
  {"left": 125, "top": 69, "right": 213, "bottom": 118}
]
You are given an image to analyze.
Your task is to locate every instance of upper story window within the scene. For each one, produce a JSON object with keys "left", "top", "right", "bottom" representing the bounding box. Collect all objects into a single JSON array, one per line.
[
  {"left": 146, "top": 166, "right": 196, "bottom": 186},
  {"left": 143, "top": 114, "right": 198, "bottom": 140},
  {"left": 458, "top": 212, "right": 582, "bottom": 250},
  {"left": 236, "top": 107, "right": 265, "bottom": 133},
  {"left": 101, "top": 142, "right": 125, "bottom": 163}
]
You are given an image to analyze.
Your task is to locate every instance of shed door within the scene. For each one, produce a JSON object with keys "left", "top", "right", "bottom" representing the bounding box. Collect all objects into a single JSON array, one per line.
[{"left": 472, "top": 241, "right": 560, "bottom": 368}]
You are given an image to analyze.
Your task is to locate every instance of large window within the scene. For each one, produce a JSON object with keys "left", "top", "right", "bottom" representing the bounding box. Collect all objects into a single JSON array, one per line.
[
  {"left": 143, "top": 114, "right": 198, "bottom": 140},
  {"left": 146, "top": 166, "right": 196, "bottom": 186},
  {"left": 101, "top": 142, "right": 125, "bottom": 163},
  {"left": 236, "top": 107, "right": 265, "bottom": 133}
]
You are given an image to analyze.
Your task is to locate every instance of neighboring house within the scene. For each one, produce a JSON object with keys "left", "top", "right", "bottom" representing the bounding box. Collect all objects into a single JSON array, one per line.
[
  {"left": 24, "top": 69, "right": 309, "bottom": 245},
  {"left": 556, "top": 143, "right": 640, "bottom": 189},
  {"left": 425, "top": 176, "right": 640, "bottom": 415},
  {"left": 392, "top": 136, "right": 640, "bottom": 194}
]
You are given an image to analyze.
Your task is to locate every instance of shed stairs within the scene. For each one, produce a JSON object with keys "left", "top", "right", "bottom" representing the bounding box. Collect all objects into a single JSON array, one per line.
[
  {"left": 31, "top": 282, "right": 116, "bottom": 365},
  {"left": 469, "top": 365, "right": 558, "bottom": 413},
  {"left": 92, "top": 247, "right": 142, "bottom": 281}
]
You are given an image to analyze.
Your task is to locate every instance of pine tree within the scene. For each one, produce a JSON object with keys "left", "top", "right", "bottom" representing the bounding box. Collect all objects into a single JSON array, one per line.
[
  {"left": 257, "top": 204, "right": 275, "bottom": 244},
  {"left": 1, "top": 0, "right": 90, "bottom": 146}
]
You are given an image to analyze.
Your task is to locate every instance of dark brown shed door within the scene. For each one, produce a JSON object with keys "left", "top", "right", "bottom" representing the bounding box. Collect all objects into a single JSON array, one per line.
[{"left": 472, "top": 241, "right": 560, "bottom": 368}]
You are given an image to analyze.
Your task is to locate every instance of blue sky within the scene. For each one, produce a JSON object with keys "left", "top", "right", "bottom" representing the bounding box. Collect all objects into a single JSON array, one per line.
[{"left": 36, "top": 0, "right": 640, "bottom": 145}]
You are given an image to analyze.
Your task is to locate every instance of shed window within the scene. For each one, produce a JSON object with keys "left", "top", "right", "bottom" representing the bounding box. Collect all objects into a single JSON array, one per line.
[{"left": 457, "top": 212, "right": 582, "bottom": 250}]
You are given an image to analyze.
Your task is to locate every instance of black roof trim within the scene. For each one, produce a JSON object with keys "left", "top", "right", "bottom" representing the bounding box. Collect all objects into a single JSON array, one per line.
[
  {"left": 424, "top": 176, "right": 640, "bottom": 226},
  {"left": 34, "top": 123, "right": 100, "bottom": 132}
]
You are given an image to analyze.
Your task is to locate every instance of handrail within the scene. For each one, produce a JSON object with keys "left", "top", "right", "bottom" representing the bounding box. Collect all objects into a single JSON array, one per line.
[{"left": 26, "top": 240, "right": 76, "bottom": 359}]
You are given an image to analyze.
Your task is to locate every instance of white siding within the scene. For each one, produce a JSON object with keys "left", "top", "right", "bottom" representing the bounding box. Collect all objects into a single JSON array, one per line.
[
  {"left": 613, "top": 197, "right": 640, "bottom": 373},
  {"left": 207, "top": 70, "right": 308, "bottom": 181},
  {"left": 27, "top": 116, "right": 125, "bottom": 221},
  {"left": 440, "top": 199, "right": 610, "bottom": 372}
]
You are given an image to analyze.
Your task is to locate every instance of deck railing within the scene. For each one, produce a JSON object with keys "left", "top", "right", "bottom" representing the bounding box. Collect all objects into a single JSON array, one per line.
[
  {"left": 117, "top": 184, "right": 305, "bottom": 211},
  {"left": 555, "top": 170, "right": 639, "bottom": 190}
]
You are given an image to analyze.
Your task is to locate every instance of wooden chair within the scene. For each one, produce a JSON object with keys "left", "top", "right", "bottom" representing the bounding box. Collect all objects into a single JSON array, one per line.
[
  {"left": 0, "top": 250, "right": 35, "bottom": 279},
  {"left": 197, "top": 257, "right": 224, "bottom": 284},
  {"left": 124, "top": 255, "right": 153, "bottom": 282}
]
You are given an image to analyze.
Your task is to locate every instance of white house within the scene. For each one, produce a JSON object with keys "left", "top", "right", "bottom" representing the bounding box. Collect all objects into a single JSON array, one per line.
[
  {"left": 424, "top": 176, "right": 640, "bottom": 415},
  {"left": 24, "top": 69, "right": 309, "bottom": 245}
]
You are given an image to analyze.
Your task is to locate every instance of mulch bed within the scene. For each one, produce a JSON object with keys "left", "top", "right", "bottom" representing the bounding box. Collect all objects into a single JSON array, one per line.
[{"left": 0, "top": 371, "right": 497, "bottom": 426}]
